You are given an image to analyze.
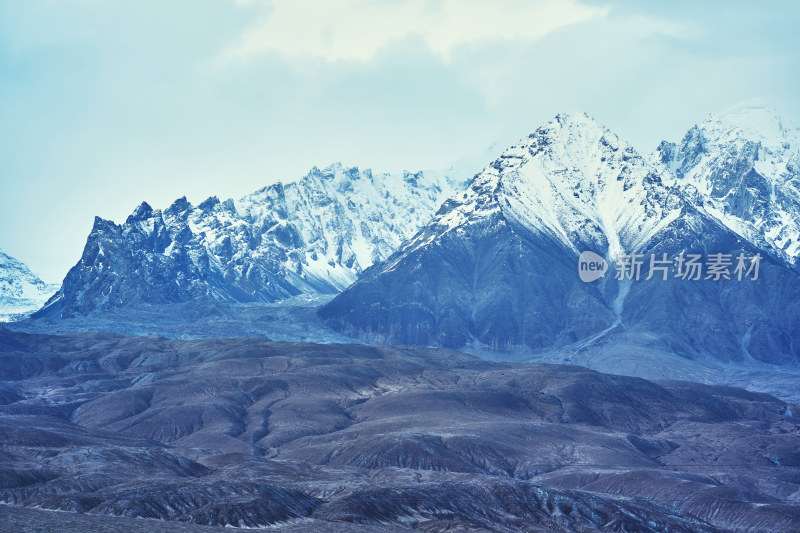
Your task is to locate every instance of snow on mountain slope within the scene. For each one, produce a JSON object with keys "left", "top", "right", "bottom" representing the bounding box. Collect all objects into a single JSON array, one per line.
[
  {"left": 388, "top": 111, "right": 683, "bottom": 270},
  {"left": 0, "top": 249, "right": 59, "bottom": 321},
  {"left": 656, "top": 98, "right": 800, "bottom": 267},
  {"left": 236, "top": 163, "right": 456, "bottom": 286},
  {"left": 323, "top": 113, "right": 691, "bottom": 349},
  {"left": 38, "top": 163, "right": 461, "bottom": 317},
  {"left": 321, "top": 111, "right": 800, "bottom": 364}
]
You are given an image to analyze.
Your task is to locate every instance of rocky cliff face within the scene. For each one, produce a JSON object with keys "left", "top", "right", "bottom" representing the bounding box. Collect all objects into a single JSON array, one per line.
[
  {"left": 38, "top": 164, "right": 460, "bottom": 317},
  {"left": 320, "top": 110, "right": 800, "bottom": 364},
  {"left": 656, "top": 98, "right": 800, "bottom": 269}
]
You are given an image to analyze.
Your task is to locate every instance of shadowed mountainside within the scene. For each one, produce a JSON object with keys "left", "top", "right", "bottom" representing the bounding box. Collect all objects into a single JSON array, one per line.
[
  {"left": 320, "top": 112, "right": 800, "bottom": 366},
  {"left": 36, "top": 165, "right": 459, "bottom": 318}
]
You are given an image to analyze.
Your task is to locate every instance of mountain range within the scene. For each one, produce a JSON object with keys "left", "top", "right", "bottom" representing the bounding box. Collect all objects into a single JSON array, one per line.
[
  {"left": 321, "top": 101, "right": 800, "bottom": 365},
  {"left": 3, "top": 101, "right": 800, "bottom": 532},
  {"left": 35, "top": 164, "right": 459, "bottom": 317},
  {"left": 7, "top": 100, "right": 800, "bottom": 368}
]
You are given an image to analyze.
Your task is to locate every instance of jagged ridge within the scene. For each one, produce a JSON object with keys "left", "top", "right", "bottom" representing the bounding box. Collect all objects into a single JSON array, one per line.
[
  {"left": 321, "top": 109, "right": 800, "bottom": 363},
  {"left": 37, "top": 163, "right": 460, "bottom": 317},
  {"left": 656, "top": 98, "right": 800, "bottom": 269}
]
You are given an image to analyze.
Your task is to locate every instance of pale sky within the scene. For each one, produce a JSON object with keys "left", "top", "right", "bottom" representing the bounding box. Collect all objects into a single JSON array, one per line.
[{"left": 1, "top": 0, "right": 799, "bottom": 282}]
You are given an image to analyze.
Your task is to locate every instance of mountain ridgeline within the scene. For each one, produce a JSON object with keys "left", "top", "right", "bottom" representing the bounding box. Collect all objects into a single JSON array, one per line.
[
  {"left": 320, "top": 104, "right": 800, "bottom": 364},
  {"left": 26, "top": 101, "right": 800, "bottom": 365},
  {"left": 36, "top": 164, "right": 459, "bottom": 317}
]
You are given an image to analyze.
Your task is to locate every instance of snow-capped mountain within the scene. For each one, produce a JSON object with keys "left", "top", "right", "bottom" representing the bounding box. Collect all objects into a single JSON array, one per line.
[
  {"left": 0, "top": 249, "right": 59, "bottom": 322},
  {"left": 656, "top": 98, "right": 800, "bottom": 268},
  {"left": 321, "top": 111, "right": 800, "bottom": 364},
  {"left": 38, "top": 163, "right": 461, "bottom": 317},
  {"left": 399, "top": 112, "right": 683, "bottom": 262}
]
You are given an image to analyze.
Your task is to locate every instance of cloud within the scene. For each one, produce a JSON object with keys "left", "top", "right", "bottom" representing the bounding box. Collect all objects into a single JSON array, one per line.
[{"left": 228, "top": 0, "right": 607, "bottom": 62}]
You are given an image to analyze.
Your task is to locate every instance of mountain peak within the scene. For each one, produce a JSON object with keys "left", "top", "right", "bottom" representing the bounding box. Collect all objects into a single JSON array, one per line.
[
  {"left": 166, "top": 196, "right": 191, "bottom": 215},
  {"left": 127, "top": 201, "right": 154, "bottom": 223},
  {"left": 657, "top": 99, "right": 800, "bottom": 266},
  {"left": 395, "top": 112, "right": 676, "bottom": 268},
  {"left": 528, "top": 111, "right": 608, "bottom": 141},
  {"left": 304, "top": 162, "right": 360, "bottom": 183},
  {"left": 526, "top": 111, "right": 623, "bottom": 154},
  {"left": 91, "top": 215, "right": 118, "bottom": 232},
  {"left": 496, "top": 113, "right": 675, "bottom": 257},
  {"left": 198, "top": 196, "right": 221, "bottom": 211},
  {"left": 553, "top": 110, "right": 599, "bottom": 126},
  {"left": 705, "top": 98, "right": 792, "bottom": 148}
]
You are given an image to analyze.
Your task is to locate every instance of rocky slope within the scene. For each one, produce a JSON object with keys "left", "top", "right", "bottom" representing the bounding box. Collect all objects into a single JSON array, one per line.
[
  {"left": 1, "top": 329, "right": 798, "bottom": 532},
  {"left": 320, "top": 111, "right": 800, "bottom": 364},
  {"left": 656, "top": 98, "right": 800, "bottom": 269},
  {"left": 37, "top": 164, "right": 459, "bottom": 317}
]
